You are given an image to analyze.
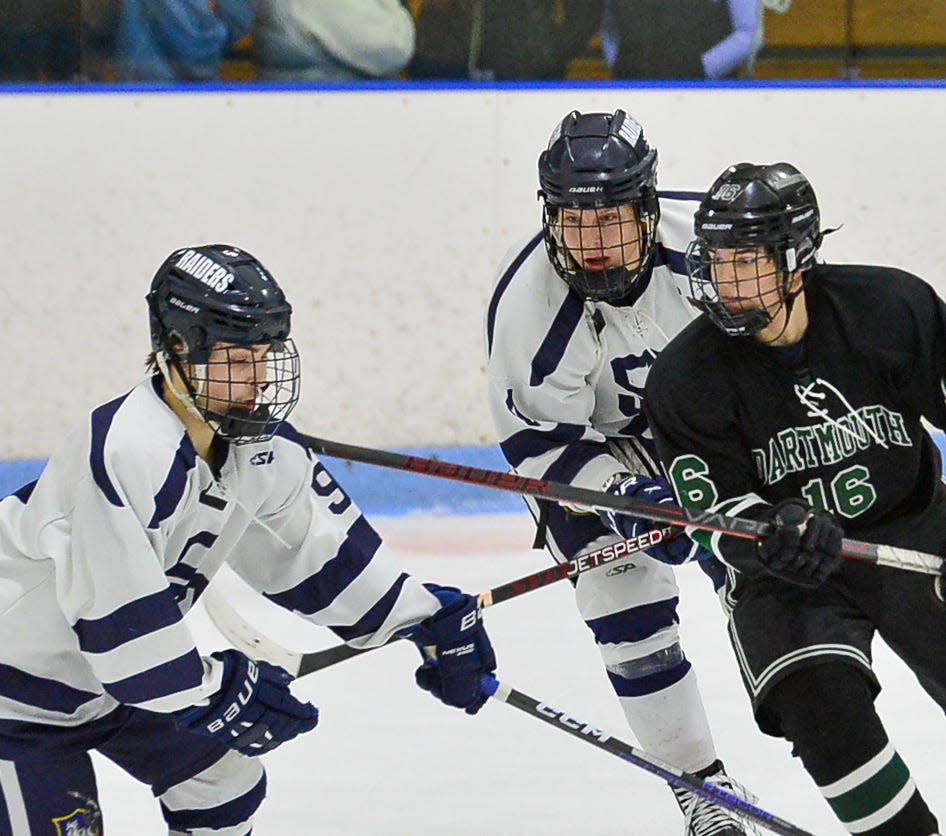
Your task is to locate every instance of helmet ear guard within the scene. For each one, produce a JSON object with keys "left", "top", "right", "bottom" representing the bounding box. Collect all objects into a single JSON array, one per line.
[{"left": 147, "top": 244, "right": 301, "bottom": 443}]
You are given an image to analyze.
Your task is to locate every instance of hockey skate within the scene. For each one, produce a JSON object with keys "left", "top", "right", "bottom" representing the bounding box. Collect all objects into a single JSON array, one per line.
[{"left": 671, "top": 761, "right": 760, "bottom": 836}]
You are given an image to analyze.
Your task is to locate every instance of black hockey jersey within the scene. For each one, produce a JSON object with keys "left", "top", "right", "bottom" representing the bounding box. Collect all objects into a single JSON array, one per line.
[{"left": 645, "top": 263, "right": 946, "bottom": 576}]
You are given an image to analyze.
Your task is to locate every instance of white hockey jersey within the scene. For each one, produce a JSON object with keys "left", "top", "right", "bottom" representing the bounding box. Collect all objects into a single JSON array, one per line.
[
  {"left": 486, "top": 192, "right": 703, "bottom": 492},
  {"left": 0, "top": 377, "right": 440, "bottom": 728}
]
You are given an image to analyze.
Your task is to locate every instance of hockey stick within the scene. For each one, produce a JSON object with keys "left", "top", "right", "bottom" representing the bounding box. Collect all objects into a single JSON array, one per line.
[
  {"left": 482, "top": 676, "right": 813, "bottom": 836},
  {"left": 301, "top": 433, "right": 946, "bottom": 577},
  {"left": 202, "top": 526, "right": 672, "bottom": 678},
  {"left": 203, "top": 590, "right": 813, "bottom": 836}
]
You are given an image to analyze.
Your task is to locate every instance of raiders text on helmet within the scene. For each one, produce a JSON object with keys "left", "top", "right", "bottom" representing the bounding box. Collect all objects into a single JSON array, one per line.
[{"left": 147, "top": 244, "right": 301, "bottom": 442}]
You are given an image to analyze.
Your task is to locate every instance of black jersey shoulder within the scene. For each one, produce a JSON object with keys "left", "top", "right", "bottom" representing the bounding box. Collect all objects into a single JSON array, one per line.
[
  {"left": 645, "top": 312, "right": 742, "bottom": 435},
  {"left": 806, "top": 262, "right": 943, "bottom": 355}
]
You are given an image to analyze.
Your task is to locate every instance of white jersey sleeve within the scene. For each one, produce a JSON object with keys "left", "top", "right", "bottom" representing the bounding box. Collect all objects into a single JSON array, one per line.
[
  {"left": 0, "top": 378, "right": 440, "bottom": 730},
  {"left": 485, "top": 193, "right": 703, "bottom": 492},
  {"left": 225, "top": 424, "right": 440, "bottom": 650}
]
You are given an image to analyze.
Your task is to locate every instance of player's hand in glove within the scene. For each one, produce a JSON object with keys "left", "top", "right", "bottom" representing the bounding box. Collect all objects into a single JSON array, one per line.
[
  {"left": 408, "top": 584, "right": 496, "bottom": 715},
  {"left": 175, "top": 649, "right": 318, "bottom": 756},
  {"left": 757, "top": 499, "right": 843, "bottom": 588},
  {"left": 598, "top": 473, "right": 699, "bottom": 565}
]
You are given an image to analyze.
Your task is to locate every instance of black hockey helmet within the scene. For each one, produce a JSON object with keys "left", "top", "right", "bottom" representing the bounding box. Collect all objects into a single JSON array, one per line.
[
  {"left": 146, "top": 244, "right": 300, "bottom": 443},
  {"left": 148, "top": 244, "right": 292, "bottom": 362},
  {"left": 686, "top": 162, "right": 822, "bottom": 336},
  {"left": 538, "top": 110, "right": 661, "bottom": 303}
]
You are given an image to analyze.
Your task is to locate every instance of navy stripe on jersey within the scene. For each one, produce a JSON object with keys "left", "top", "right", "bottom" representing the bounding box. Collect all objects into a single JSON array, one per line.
[
  {"left": 179, "top": 530, "right": 219, "bottom": 562},
  {"left": 663, "top": 246, "right": 687, "bottom": 277},
  {"left": 12, "top": 480, "right": 36, "bottom": 503},
  {"left": 543, "top": 438, "right": 611, "bottom": 485},
  {"left": 265, "top": 515, "right": 381, "bottom": 616},
  {"left": 73, "top": 589, "right": 184, "bottom": 654},
  {"left": 274, "top": 420, "right": 313, "bottom": 455},
  {"left": 0, "top": 786, "right": 10, "bottom": 835},
  {"left": 585, "top": 597, "right": 680, "bottom": 645},
  {"left": 162, "top": 772, "right": 267, "bottom": 831},
  {"left": 622, "top": 259, "right": 654, "bottom": 307},
  {"left": 331, "top": 572, "right": 410, "bottom": 642},
  {"left": 149, "top": 436, "right": 197, "bottom": 529},
  {"left": 103, "top": 648, "right": 204, "bottom": 704},
  {"left": 657, "top": 190, "right": 704, "bottom": 202},
  {"left": 529, "top": 291, "right": 585, "bottom": 386},
  {"left": 168, "top": 561, "right": 211, "bottom": 604},
  {"left": 486, "top": 231, "right": 544, "bottom": 357},
  {"left": 89, "top": 394, "right": 132, "bottom": 507},
  {"left": 539, "top": 499, "right": 610, "bottom": 558},
  {"left": 500, "top": 422, "right": 585, "bottom": 469},
  {"left": 0, "top": 661, "right": 100, "bottom": 714}
]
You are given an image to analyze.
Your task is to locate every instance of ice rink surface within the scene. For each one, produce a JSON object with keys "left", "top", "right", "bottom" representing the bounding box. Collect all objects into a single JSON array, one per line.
[{"left": 94, "top": 514, "right": 944, "bottom": 835}]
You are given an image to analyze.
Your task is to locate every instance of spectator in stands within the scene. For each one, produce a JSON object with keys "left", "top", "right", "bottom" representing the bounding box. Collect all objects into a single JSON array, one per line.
[
  {"left": 79, "top": 0, "right": 122, "bottom": 81},
  {"left": 0, "top": 0, "right": 80, "bottom": 81},
  {"left": 408, "top": 0, "right": 602, "bottom": 81},
  {"left": 253, "top": 0, "right": 415, "bottom": 82},
  {"left": 604, "top": 0, "right": 762, "bottom": 79},
  {"left": 114, "top": 0, "right": 256, "bottom": 81}
]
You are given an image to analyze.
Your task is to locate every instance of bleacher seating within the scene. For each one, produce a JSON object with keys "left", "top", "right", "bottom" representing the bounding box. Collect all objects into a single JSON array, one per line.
[{"left": 755, "top": 0, "right": 946, "bottom": 79}]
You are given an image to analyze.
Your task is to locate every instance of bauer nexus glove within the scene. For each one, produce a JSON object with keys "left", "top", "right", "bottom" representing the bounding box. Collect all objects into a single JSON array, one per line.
[
  {"left": 598, "top": 473, "right": 700, "bottom": 565},
  {"left": 175, "top": 649, "right": 319, "bottom": 756},
  {"left": 757, "top": 498, "right": 843, "bottom": 588},
  {"left": 409, "top": 584, "right": 496, "bottom": 715}
]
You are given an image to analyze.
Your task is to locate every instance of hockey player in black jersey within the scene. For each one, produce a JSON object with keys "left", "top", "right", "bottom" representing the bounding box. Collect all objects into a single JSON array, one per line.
[{"left": 645, "top": 161, "right": 946, "bottom": 835}]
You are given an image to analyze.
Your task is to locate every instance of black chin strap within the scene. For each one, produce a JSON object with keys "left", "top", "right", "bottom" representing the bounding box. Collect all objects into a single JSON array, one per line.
[{"left": 780, "top": 267, "right": 811, "bottom": 324}]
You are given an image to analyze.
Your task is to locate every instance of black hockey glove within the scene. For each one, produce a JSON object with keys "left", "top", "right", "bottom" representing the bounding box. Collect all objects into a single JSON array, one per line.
[
  {"left": 409, "top": 584, "right": 496, "bottom": 715},
  {"left": 598, "top": 473, "right": 698, "bottom": 565},
  {"left": 757, "top": 499, "right": 843, "bottom": 588},
  {"left": 175, "top": 649, "right": 319, "bottom": 756}
]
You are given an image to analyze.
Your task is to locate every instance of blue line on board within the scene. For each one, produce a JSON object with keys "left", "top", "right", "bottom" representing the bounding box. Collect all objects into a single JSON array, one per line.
[{"left": 2, "top": 79, "right": 945, "bottom": 95}]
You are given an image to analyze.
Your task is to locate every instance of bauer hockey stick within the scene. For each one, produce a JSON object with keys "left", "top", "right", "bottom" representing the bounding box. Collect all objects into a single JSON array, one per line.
[
  {"left": 202, "top": 526, "right": 673, "bottom": 678},
  {"left": 301, "top": 433, "right": 946, "bottom": 577},
  {"left": 204, "top": 591, "right": 813, "bottom": 836}
]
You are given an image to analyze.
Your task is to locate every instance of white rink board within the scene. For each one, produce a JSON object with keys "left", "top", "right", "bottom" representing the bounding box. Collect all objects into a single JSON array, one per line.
[
  {"left": 91, "top": 513, "right": 943, "bottom": 835},
  {"left": 1, "top": 86, "right": 945, "bottom": 457}
]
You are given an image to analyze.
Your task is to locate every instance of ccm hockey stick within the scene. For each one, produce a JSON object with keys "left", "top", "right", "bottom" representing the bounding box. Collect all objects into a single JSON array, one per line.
[
  {"left": 202, "top": 526, "right": 673, "bottom": 678},
  {"left": 302, "top": 433, "right": 946, "bottom": 577},
  {"left": 482, "top": 676, "right": 814, "bottom": 836},
  {"left": 203, "top": 590, "right": 813, "bottom": 836}
]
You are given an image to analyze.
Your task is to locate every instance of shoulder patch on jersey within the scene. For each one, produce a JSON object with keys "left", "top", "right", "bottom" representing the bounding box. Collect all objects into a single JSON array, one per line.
[{"left": 52, "top": 802, "right": 101, "bottom": 836}]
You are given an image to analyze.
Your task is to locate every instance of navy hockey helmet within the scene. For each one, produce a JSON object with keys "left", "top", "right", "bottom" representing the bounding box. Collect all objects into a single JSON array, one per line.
[
  {"left": 686, "top": 162, "right": 822, "bottom": 337},
  {"left": 538, "top": 110, "right": 661, "bottom": 303},
  {"left": 146, "top": 244, "right": 301, "bottom": 443}
]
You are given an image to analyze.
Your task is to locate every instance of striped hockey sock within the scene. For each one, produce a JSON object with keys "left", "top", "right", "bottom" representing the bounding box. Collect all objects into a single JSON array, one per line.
[{"left": 818, "top": 743, "right": 930, "bottom": 834}]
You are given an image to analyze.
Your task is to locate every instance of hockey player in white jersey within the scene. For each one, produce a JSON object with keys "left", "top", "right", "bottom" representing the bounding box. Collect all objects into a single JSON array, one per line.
[
  {"left": 0, "top": 244, "right": 496, "bottom": 835},
  {"left": 486, "top": 110, "right": 754, "bottom": 835}
]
